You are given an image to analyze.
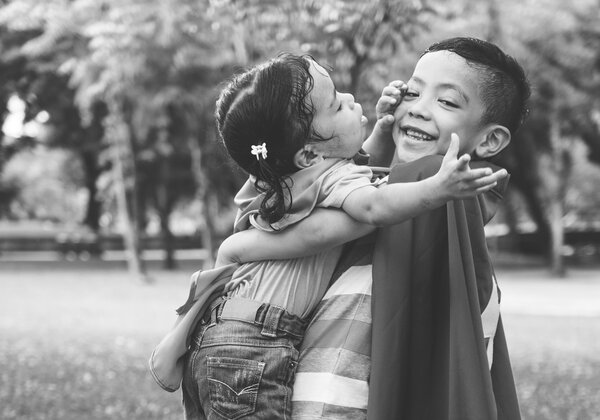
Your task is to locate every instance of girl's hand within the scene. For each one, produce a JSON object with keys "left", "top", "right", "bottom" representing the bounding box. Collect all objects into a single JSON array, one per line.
[
  {"left": 363, "top": 80, "right": 408, "bottom": 166},
  {"left": 435, "top": 133, "right": 508, "bottom": 200},
  {"left": 373, "top": 80, "right": 408, "bottom": 136},
  {"left": 375, "top": 80, "right": 407, "bottom": 120}
]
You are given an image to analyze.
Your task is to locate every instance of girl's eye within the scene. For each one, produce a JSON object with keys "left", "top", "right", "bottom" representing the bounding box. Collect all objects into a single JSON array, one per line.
[{"left": 404, "top": 90, "right": 418, "bottom": 98}]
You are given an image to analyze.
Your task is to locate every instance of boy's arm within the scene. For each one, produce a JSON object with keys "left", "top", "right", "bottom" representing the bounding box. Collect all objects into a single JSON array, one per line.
[
  {"left": 215, "top": 208, "right": 376, "bottom": 267},
  {"left": 343, "top": 134, "right": 508, "bottom": 226},
  {"left": 362, "top": 81, "right": 406, "bottom": 167}
]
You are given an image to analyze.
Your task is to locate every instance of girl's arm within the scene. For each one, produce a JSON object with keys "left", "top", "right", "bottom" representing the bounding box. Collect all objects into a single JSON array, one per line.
[
  {"left": 343, "top": 133, "right": 508, "bottom": 226},
  {"left": 215, "top": 208, "right": 375, "bottom": 267}
]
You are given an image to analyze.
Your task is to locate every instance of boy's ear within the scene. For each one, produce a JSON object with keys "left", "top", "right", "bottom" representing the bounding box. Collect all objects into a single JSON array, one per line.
[
  {"left": 293, "top": 145, "right": 324, "bottom": 169},
  {"left": 475, "top": 125, "right": 511, "bottom": 158}
]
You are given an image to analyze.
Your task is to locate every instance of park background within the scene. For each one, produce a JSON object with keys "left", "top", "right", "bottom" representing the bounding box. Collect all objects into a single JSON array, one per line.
[{"left": 0, "top": 0, "right": 599, "bottom": 419}]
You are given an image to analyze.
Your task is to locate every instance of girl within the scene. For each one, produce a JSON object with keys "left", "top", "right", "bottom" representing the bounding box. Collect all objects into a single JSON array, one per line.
[{"left": 181, "top": 53, "right": 506, "bottom": 420}]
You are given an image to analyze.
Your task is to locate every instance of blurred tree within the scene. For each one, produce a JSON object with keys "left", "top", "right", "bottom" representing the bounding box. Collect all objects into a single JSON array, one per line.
[
  {"left": 0, "top": 4, "right": 106, "bottom": 232},
  {"left": 0, "top": 0, "right": 245, "bottom": 273},
  {"left": 2, "top": 0, "right": 600, "bottom": 277},
  {"left": 2, "top": 147, "right": 85, "bottom": 221},
  {"left": 287, "top": 0, "right": 434, "bottom": 93},
  {"left": 497, "top": 0, "right": 600, "bottom": 275},
  {"left": 421, "top": 0, "right": 600, "bottom": 274}
]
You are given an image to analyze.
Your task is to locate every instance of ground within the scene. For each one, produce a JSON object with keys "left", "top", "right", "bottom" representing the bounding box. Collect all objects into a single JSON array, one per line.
[{"left": 0, "top": 261, "right": 599, "bottom": 420}]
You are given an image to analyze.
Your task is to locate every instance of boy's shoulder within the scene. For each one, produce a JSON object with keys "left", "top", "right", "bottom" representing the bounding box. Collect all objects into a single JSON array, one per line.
[
  {"left": 390, "top": 156, "right": 501, "bottom": 180},
  {"left": 390, "top": 155, "right": 444, "bottom": 181}
]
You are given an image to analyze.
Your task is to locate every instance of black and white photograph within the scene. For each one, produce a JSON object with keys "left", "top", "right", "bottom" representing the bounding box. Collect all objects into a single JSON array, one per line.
[{"left": 1, "top": 0, "right": 599, "bottom": 419}]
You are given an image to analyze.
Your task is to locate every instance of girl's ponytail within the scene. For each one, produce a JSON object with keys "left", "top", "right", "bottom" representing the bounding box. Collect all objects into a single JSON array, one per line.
[{"left": 253, "top": 153, "right": 291, "bottom": 226}]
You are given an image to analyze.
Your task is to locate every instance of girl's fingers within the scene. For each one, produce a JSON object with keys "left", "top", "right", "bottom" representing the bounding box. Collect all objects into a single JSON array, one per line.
[
  {"left": 381, "top": 82, "right": 407, "bottom": 99},
  {"left": 474, "top": 182, "right": 498, "bottom": 194},
  {"left": 372, "top": 115, "right": 395, "bottom": 133},
  {"left": 442, "top": 133, "right": 461, "bottom": 164},
  {"left": 463, "top": 167, "right": 494, "bottom": 181},
  {"left": 381, "top": 95, "right": 397, "bottom": 105},
  {"left": 381, "top": 86, "right": 400, "bottom": 96},
  {"left": 389, "top": 80, "right": 405, "bottom": 88},
  {"left": 468, "top": 168, "right": 508, "bottom": 184}
]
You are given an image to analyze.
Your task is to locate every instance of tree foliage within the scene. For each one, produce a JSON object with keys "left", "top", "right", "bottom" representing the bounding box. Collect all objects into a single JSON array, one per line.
[{"left": 1, "top": 0, "right": 600, "bottom": 272}]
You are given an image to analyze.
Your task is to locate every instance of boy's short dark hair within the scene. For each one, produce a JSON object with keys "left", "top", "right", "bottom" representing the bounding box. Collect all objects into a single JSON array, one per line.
[{"left": 425, "top": 37, "right": 530, "bottom": 134}]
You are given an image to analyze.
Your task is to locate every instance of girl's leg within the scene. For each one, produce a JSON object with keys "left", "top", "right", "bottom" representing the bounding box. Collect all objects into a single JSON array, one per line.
[
  {"left": 187, "top": 319, "right": 300, "bottom": 420},
  {"left": 182, "top": 326, "right": 208, "bottom": 420}
]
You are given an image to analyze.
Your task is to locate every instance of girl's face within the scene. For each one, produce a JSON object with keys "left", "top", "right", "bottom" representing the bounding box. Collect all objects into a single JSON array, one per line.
[
  {"left": 392, "top": 51, "right": 489, "bottom": 162},
  {"left": 306, "top": 60, "right": 368, "bottom": 159}
]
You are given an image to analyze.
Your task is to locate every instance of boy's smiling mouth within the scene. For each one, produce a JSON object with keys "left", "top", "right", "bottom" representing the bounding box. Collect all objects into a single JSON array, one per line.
[{"left": 401, "top": 126, "right": 436, "bottom": 142}]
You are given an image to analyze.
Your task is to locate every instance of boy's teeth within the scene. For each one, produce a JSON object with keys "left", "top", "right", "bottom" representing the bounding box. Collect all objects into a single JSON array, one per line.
[{"left": 406, "top": 128, "right": 433, "bottom": 141}]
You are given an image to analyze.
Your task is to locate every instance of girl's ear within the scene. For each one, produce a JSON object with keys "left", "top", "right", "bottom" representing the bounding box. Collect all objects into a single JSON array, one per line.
[
  {"left": 293, "top": 145, "right": 324, "bottom": 169},
  {"left": 475, "top": 125, "right": 511, "bottom": 158}
]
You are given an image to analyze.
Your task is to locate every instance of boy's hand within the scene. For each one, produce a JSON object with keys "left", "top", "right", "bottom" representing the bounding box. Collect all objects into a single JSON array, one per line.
[
  {"left": 223, "top": 275, "right": 251, "bottom": 295},
  {"left": 435, "top": 133, "right": 508, "bottom": 199}
]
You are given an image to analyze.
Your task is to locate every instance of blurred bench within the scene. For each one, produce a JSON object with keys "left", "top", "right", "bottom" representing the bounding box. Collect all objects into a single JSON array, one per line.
[{"left": 0, "top": 232, "right": 206, "bottom": 261}]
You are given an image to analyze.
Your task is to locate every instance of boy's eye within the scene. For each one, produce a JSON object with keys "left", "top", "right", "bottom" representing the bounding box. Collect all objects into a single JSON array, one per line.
[
  {"left": 439, "top": 99, "right": 458, "bottom": 108},
  {"left": 405, "top": 90, "right": 418, "bottom": 98}
]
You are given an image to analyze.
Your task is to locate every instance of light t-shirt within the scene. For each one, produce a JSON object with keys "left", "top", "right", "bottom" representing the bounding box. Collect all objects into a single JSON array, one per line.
[{"left": 229, "top": 158, "right": 374, "bottom": 318}]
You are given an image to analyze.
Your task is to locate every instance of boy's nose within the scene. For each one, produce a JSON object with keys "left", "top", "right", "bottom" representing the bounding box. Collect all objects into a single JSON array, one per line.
[{"left": 407, "top": 99, "right": 431, "bottom": 120}]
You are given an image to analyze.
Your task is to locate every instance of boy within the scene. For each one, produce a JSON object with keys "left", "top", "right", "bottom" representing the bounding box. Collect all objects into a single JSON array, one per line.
[{"left": 367, "top": 37, "right": 529, "bottom": 420}]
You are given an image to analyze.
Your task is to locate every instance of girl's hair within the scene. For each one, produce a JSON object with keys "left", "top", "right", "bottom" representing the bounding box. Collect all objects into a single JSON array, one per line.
[{"left": 216, "top": 53, "right": 320, "bottom": 225}]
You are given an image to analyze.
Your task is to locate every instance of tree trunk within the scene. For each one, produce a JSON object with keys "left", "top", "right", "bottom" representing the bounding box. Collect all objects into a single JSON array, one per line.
[
  {"left": 108, "top": 103, "right": 149, "bottom": 283},
  {"left": 549, "top": 198, "right": 565, "bottom": 276},
  {"left": 547, "top": 106, "right": 571, "bottom": 277},
  {"left": 159, "top": 203, "right": 175, "bottom": 269},
  {"left": 156, "top": 157, "right": 176, "bottom": 270},
  {"left": 187, "top": 132, "right": 217, "bottom": 268},
  {"left": 81, "top": 150, "right": 101, "bottom": 232}
]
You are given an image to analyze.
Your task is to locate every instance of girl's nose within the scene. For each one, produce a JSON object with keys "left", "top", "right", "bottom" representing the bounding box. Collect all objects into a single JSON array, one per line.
[{"left": 342, "top": 92, "right": 355, "bottom": 109}]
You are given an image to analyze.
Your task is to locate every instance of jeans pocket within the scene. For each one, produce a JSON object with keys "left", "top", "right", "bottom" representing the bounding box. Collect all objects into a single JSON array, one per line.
[{"left": 206, "top": 356, "right": 265, "bottom": 420}]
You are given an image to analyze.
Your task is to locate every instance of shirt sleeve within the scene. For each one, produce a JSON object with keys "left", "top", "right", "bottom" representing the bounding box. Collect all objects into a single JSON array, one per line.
[{"left": 318, "top": 161, "right": 375, "bottom": 209}]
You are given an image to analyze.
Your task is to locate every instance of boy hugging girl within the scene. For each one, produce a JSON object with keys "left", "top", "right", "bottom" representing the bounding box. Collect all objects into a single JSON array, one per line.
[{"left": 152, "top": 36, "right": 530, "bottom": 420}]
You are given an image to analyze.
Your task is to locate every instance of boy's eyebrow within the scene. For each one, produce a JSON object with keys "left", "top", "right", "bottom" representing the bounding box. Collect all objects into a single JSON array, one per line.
[
  {"left": 411, "top": 76, "right": 470, "bottom": 103},
  {"left": 438, "top": 83, "right": 470, "bottom": 103}
]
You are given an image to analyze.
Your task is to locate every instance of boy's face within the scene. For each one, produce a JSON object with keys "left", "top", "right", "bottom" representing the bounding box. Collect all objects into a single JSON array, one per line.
[{"left": 392, "top": 50, "right": 489, "bottom": 162}]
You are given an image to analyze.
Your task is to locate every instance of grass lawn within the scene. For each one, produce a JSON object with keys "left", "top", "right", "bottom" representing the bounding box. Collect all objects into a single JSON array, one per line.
[{"left": 1, "top": 262, "right": 599, "bottom": 420}]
